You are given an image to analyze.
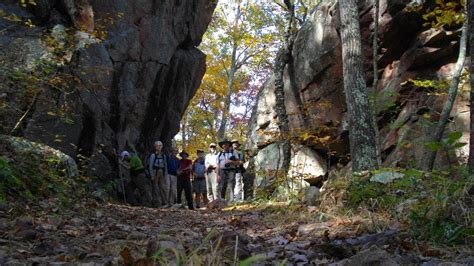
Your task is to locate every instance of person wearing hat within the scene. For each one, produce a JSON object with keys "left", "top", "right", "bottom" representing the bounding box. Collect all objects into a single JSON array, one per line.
[
  {"left": 216, "top": 139, "right": 240, "bottom": 202},
  {"left": 205, "top": 143, "right": 219, "bottom": 201},
  {"left": 231, "top": 140, "right": 245, "bottom": 202},
  {"left": 177, "top": 151, "right": 194, "bottom": 210},
  {"left": 192, "top": 150, "right": 208, "bottom": 208},
  {"left": 147, "top": 141, "right": 170, "bottom": 207},
  {"left": 119, "top": 150, "right": 152, "bottom": 206}
]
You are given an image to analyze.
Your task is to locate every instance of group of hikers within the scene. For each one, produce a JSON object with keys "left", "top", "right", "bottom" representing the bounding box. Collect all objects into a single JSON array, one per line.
[{"left": 118, "top": 139, "right": 246, "bottom": 210}]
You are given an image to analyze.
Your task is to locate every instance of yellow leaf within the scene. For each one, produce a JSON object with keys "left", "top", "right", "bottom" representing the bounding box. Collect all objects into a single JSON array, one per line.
[{"left": 301, "top": 132, "right": 311, "bottom": 141}]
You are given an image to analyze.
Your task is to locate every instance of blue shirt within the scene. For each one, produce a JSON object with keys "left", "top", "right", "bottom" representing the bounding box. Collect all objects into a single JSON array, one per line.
[{"left": 167, "top": 155, "right": 180, "bottom": 175}]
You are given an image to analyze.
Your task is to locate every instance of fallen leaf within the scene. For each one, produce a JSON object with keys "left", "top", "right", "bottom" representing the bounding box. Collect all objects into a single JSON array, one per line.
[{"left": 120, "top": 247, "right": 134, "bottom": 266}]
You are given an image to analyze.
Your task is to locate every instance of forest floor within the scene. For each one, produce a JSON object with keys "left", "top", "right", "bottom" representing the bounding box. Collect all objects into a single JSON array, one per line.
[{"left": 1, "top": 198, "right": 473, "bottom": 265}]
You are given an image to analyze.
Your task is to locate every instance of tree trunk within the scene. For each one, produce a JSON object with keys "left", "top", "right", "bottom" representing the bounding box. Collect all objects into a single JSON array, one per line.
[
  {"left": 339, "top": 0, "right": 379, "bottom": 172},
  {"left": 372, "top": 0, "right": 381, "bottom": 167},
  {"left": 274, "top": 50, "right": 292, "bottom": 178},
  {"left": 217, "top": 1, "right": 241, "bottom": 141},
  {"left": 217, "top": 63, "right": 236, "bottom": 140},
  {"left": 468, "top": 1, "right": 474, "bottom": 173},
  {"left": 423, "top": 17, "right": 467, "bottom": 172},
  {"left": 274, "top": 0, "right": 295, "bottom": 178}
]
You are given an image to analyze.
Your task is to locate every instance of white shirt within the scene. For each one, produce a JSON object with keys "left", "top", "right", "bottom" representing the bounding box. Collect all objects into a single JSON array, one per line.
[{"left": 205, "top": 152, "right": 218, "bottom": 168}]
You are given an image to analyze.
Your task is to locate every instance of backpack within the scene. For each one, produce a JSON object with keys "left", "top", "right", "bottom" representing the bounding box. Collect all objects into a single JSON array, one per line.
[{"left": 145, "top": 153, "right": 167, "bottom": 178}]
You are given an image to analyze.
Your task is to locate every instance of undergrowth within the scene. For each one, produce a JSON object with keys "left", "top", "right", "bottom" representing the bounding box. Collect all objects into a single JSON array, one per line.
[
  {"left": 0, "top": 135, "right": 86, "bottom": 210},
  {"left": 327, "top": 167, "right": 474, "bottom": 245}
]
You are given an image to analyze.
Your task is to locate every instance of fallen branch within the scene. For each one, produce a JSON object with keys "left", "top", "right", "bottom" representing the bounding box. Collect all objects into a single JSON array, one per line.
[
  {"left": 0, "top": 25, "right": 15, "bottom": 35},
  {"left": 233, "top": 234, "right": 239, "bottom": 266},
  {"left": 10, "top": 92, "right": 40, "bottom": 135}
]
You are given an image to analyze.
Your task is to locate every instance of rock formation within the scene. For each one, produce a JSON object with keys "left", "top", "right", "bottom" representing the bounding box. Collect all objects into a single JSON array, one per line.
[
  {"left": 247, "top": 0, "right": 469, "bottom": 193},
  {"left": 0, "top": 0, "right": 217, "bottom": 180}
]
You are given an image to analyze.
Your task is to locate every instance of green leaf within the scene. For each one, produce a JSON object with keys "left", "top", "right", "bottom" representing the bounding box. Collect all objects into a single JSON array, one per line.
[
  {"left": 404, "top": 169, "right": 424, "bottom": 178},
  {"left": 447, "top": 225, "right": 465, "bottom": 243},
  {"left": 62, "top": 118, "right": 75, "bottom": 125},
  {"left": 239, "top": 255, "right": 266, "bottom": 266},
  {"left": 425, "top": 141, "right": 443, "bottom": 151},
  {"left": 447, "top": 131, "right": 463, "bottom": 145},
  {"left": 446, "top": 2, "right": 458, "bottom": 8},
  {"left": 452, "top": 142, "right": 467, "bottom": 149}
]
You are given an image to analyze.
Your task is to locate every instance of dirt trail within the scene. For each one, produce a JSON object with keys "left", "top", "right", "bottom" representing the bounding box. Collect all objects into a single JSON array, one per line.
[{"left": 1, "top": 200, "right": 472, "bottom": 265}]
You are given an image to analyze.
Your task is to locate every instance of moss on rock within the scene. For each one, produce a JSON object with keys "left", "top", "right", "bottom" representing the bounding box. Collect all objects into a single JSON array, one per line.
[{"left": 0, "top": 135, "right": 84, "bottom": 207}]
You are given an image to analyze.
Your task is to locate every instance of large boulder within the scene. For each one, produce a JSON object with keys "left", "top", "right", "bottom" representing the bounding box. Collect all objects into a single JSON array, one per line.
[
  {"left": 253, "top": 143, "right": 284, "bottom": 193},
  {"left": 252, "top": 143, "right": 327, "bottom": 197},
  {"left": 0, "top": 0, "right": 217, "bottom": 184},
  {"left": 289, "top": 145, "right": 327, "bottom": 184}
]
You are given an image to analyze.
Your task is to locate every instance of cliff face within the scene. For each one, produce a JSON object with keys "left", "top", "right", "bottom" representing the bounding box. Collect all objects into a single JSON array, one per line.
[
  {"left": 0, "top": 0, "right": 216, "bottom": 178},
  {"left": 247, "top": 0, "right": 468, "bottom": 190}
]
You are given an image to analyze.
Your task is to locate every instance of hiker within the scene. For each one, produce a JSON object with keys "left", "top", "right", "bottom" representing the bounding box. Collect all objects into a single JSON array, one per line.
[
  {"left": 231, "top": 140, "right": 245, "bottom": 202},
  {"left": 205, "top": 143, "right": 219, "bottom": 201},
  {"left": 216, "top": 139, "right": 240, "bottom": 202},
  {"left": 177, "top": 151, "right": 194, "bottom": 210},
  {"left": 147, "top": 141, "right": 170, "bottom": 208},
  {"left": 192, "top": 150, "right": 208, "bottom": 208},
  {"left": 167, "top": 147, "right": 180, "bottom": 205},
  {"left": 120, "top": 150, "right": 152, "bottom": 206},
  {"left": 118, "top": 150, "right": 131, "bottom": 202}
]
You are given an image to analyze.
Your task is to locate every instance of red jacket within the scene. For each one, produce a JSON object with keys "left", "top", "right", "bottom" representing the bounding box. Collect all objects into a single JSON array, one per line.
[{"left": 178, "top": 159, "right": 192, "bottom": 179}]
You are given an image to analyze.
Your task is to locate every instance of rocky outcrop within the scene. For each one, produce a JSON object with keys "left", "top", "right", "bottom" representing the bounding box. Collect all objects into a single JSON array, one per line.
[
  {"left": 0, "top": 0, "right": 216, "bottom": 179},
  {"left": 247, "top": 0, "right": 468, "bottom": 193}
]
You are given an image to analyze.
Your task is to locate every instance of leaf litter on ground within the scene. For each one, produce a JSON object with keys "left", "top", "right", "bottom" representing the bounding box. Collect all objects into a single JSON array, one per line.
[{"left": 0, "top": 199, "right": 472, "bottom": 265}]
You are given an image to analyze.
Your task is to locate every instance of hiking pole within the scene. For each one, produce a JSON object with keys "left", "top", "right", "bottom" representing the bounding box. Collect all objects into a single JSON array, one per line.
[{"left": 121, "top": 176, "right": 127, "bottom": 203}]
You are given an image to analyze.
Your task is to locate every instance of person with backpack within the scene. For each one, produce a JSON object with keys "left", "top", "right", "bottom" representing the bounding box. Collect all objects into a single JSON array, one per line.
[
  {"left": 147, "top": 141, "right": 170, "bottom": 208},
  {"left": 177, "top": 151, "right": 194, "bottom": 210},
  {"left": 167, "top": 147, "right": 180, "bottom": 205},
  {"left": 192, "top": 150, "right": 208, "bottom": 208},
  {"left": 205, "top": 143, "right": 219, "bottom": 201},
  {"left": 216, "top": 139, "right": 240, "bottom": 202},
  {"left": 231, "top": 140, "right": 245, "bottom": 202},
  {"left": 120, "top": 150, "right": 152, "bottom": 207}
]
